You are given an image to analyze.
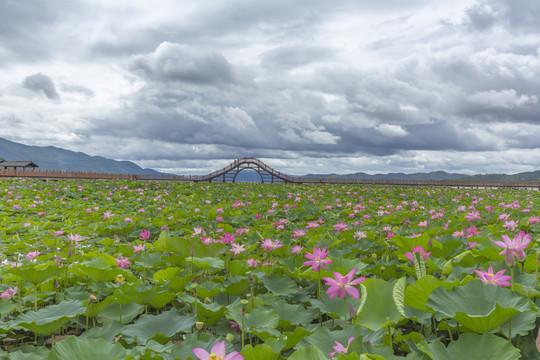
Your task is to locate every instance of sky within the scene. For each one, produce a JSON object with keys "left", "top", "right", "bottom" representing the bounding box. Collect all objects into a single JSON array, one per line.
[{"left": 1, "top": 0, "right": 540, "bottom": 176}]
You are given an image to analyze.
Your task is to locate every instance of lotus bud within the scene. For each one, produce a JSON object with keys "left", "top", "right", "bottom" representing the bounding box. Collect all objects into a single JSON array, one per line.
[
  {"left": 89, "top": 294, "right": 97, "bottom": 302},
  {"left": 115, "top": 274, "right": 125, "bottom": 283},
  {"left": 536, "top": 326, "right": 540, "bottom": 353},
  {"left": 54, "top": 279, "right": 60, "bottom": 289},
  {"left": 204, "top": 297, "right": 211, "bottom": 304},
  {"left": 195, "top": 321, "right": 204, "bottom": 331},
  {"left": 67, "top": 248, "right": 72, "bottom": 258}
]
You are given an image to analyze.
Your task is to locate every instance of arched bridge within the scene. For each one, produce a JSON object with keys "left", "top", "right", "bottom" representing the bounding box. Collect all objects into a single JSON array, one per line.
[{"left": 197, "top": 157, "right": 296, "bottom": 183}]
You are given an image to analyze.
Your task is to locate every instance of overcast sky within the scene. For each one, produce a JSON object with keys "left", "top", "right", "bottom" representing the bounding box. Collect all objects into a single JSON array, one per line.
[{"left": 1, "top": 0, "right": 540, "bottom": 175}]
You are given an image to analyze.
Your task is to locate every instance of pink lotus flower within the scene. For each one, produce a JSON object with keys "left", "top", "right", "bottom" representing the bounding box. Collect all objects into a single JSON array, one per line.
[
  {"left": 139, "top": 229, "right": 150, "bottom": 240},
  {"left": 133, "top": 243, "right": 146, "bottom": 253},
  {"left": 0, "top": 286, "right": 18, "bottom": 300},
  {"left": 246, "top": 258, "right": 259, "bottom": 267},
  {"left": 493, "top": 232, "right": 531, "bottom": 267},
  {"left": 473, "top": 266, "right": 512, "bottom": 287},
  {"left": 67, "top": 233, "right": 83, "bottom": 246},
  {"left": 261, "top": 238, "right": 283, "bottom": 251},
  {"left": 333, "top": 221, "right": 349, "bottom": 232},
  {"left": 528, "top": 216, "right": 540, "bottom": 224},
  {"left": 229, "top": 242, "right": 246, "bottom": 256},
  {"left": 26, "top": 251, "right": 40, "bottom": 261},
  {"left": 502, "top": 220, "right": 518, "bottom": 232},
  {"left": 329, "top": 336, "right": 354, "bottom": 357},
  {"left": 404, "top": 246, "right": 431, "bottom": 265},
  {"left": 219, "top": 232, "right": 236, "bottom": 244},
  {"left": 291, "top": 245, "right": 303, "bottom": 254},
  {"left": 115, "top": 256, "right": 132, "bottom": 268},
  {"left": 292, "top": 229, "right": 306, "bottom": 238},
  {"left": 322, "top": 268, "right": 367, "bottom": 299},
  {"left": 465, "top": 211, "right": 481, "bottom": 222},
  {"left": 303, "top": 246, "right": 333, "bottom": 272},
  {"left": 192, "top": 340, "right": 243, "bottom": 360}
]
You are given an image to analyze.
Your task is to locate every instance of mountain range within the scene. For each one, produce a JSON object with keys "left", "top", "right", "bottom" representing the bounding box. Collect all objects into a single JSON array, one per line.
[
  {"left": 0, "top": 137, "right": 160, "bottom": 174},
  {"left": 2, "top": 136, "right": 540, "bottom": 182}
]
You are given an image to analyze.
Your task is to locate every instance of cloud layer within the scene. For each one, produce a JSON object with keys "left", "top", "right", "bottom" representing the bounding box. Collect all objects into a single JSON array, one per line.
[{"left": 1, "top": 0, "right": 540, "bottom": 175}]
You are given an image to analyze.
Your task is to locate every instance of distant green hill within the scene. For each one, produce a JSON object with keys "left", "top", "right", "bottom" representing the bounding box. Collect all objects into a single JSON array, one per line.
[
  {"left": 0, "top": 137, "right": 161, "bottom": 174},
  {"left": 303, "top": 170, "right": 468, "bottom": 181}
]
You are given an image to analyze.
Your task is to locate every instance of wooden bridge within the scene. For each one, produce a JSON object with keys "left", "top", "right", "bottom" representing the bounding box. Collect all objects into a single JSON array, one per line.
[{"left": 0, "top": 157, "right": 539, "bottom": 188}]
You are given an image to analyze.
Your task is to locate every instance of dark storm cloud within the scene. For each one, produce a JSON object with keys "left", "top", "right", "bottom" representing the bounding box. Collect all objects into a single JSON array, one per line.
[
  {"left": 129, "top": 42, "right": 233, "bottom": 85},
  {"left": 22, "top": 73, "right": 60, "bottom": 100}
]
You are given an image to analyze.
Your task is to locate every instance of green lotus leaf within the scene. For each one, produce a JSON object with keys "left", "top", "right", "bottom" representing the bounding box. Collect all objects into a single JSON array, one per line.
[
  {"left": 420, "top": 332, "right": 521, "bottom": 360},
  {"left": 261, "top": 275, "right": 298, "bottom": 297},
  {"left": 114, "top": 283, "right": 160, "bottom": 306},
  {"left": 288, "top": 344, "right": 330, "bottom": 360},
  {"left": 499, "top": 310, "right": 537, "bottom": 338},
  {"left": 152, "top": 267, "right": 180, "bottom": 285},
  {"left": 121, "top": 309, "right": 197, "bottom": 344},
  {"left": 70, "top": 257, "right": 120, "bottom": 283},
  {"left": 48, "top": 336, "right": 127, "bottom": 360},
  {"left": 8, "top": 344, "right": 49, "bottom": 360},
  {"left": 281, "top": 327, "right": 313, "bottom": 351},
  {"left": 223, "top": 275, "right": 249, "bottom": 295},
  {"left": 188, "top": 256, "right": 225, "bottom": 270},
  {"left": 15, "top": 300, "right": 85, "bottom": 335},
  {"left": 356, "top": 278, "right": 403, "bottom": 331},
  {"left": 197, "top": 281, "right": 225, "bottom": 299},
  {"left": 240, "top": 344, "right": 280, "bottom": 360},
  {"left": 196, "top": 302, "right": 227, "bottom": 326},
  {"left": 404, "top": 275, "right": 457, "bottom": 313},
  {"left": 14, "top": 263, "right": 61, "bottom": 285},
  {"left": 426, "top": 279, "right": 530, "bottom": 333},
  {"left": 271, "top": 300, "right": 316, "bottom": 328},
  {"left": 80, "top": 321, "right": 124, "bottom": 342},
  {"left": 98, "top": 302, "right": 145, "bottom": 324},
  {"left": 85, "top": 296, "right": 115, "bottom": 318}
]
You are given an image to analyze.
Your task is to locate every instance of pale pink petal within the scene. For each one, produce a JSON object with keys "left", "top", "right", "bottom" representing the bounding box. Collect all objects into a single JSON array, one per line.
[{"left": 192, "top": 348, "right": 210, "bottom": 360}]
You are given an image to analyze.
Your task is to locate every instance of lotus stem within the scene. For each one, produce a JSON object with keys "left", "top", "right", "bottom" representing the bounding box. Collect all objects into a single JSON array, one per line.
[
  {"left": 508, "top": 317, "right": 513, "bottom": 342},
  {"left": 344, "top": 297, "right": 347, "bottom": 329}
]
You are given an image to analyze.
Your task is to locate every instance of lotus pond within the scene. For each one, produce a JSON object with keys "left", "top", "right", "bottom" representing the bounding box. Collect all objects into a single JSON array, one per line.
[{"left": 0, "top": 178, "right": 539, "bottom": 359}]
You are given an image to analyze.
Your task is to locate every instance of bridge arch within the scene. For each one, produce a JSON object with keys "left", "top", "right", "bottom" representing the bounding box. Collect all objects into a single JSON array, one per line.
[{"left": 200, "top": 157, "right": 296, "bottom": 183}]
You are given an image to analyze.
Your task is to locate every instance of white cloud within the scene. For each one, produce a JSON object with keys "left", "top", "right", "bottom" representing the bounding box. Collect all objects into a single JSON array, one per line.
[
  {"left": 375, "top": 124, "right": 408, "bottom": 137},
  {"left": 469, "top": 88, "right": 538, "bottom": 108}
]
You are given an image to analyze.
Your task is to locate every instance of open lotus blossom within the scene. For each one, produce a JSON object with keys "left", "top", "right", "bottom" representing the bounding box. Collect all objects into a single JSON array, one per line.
[
  {"left": 329, "top": 336, "right": 354, "bottom": 357},
  {"left": 67, "top": 233, "right": 84, "bottom": 246},
  {"left": 404, "top": 246, "right": 431, "bottom": 265},
  {"left": 493, "top": 231, "right": 531, "bottom": 267},
  {"left": 26, "top": 251, "right": 40, "bottom": 261},
  {"left": 502, "top": 220, "right": 518, "bottom": 232},
  {"left": 219, "top": 232, "right": 235, "bottom": 244},
  {"left": 0, "top": 286, "right": 18, "bottom": 300},
  {"left": 192, "top": 340, "right": 243, "bottom": 360},
  {"left": 333, "top": 221, "right": 349, "bottom": 232},
  {"left": 322, "top": 268, "right": 367, "bottom": 299},
  {"left": 473, "top": 265, "right": 512, "bottom": 287},
  {"left": 303, "top": 246, "right": 333, "bottom": 272},
  {"left": 229, "top": 242, "right": 246, "bottom": 256},
  {"left": 261, "top": 238, "right": 283, "bottom": 251},
  {"left": 465, "top": 211, "right": 481, "bottom": 222},
  {"left": 139, "top": 229, "right": 150, "bottom": 240},
  {"left": 291, "top": 245, "right": 303, "bottom": 254},
  {"left": 133, "top": 243, "right": 146, "bottom": 253},
  {"left": 115, "top": 256, "right": 132, "bottom": 268}
]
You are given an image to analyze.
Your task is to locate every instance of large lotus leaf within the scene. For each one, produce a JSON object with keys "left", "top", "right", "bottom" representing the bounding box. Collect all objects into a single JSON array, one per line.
[
  {"left": 302, "top": 326, "right": 355, "bottom": 356},
  {"left": 114, "top": 283, "right": 160, "bottom": 305},
  {"left": 196, "top": 302, "right": 227, "bottom": 326},
  {"left": 426, "top": 279, "right": 530, "bottom": 333},
  {"left": 271, "top": 300, "right": 317, "bottom": 327},
  {"left": 244, "top": 307, "right": 280, "bottom": 332},
  {"left": 80, "top": 321, "right": 124, "bottom": 342},
  {"left": 288, "top": 344, "right": 331, "bottom": 360},
  {"left": 152, "top": 267, "right": 180, "bottom": 285},
  {"left": 261, "top": 275, "right": 298, "bottom": 297},
  {"left": 133, "top": 252, "right": 162, "bottom": 268},
  {"left": 281, "top": 327, "right": 313, "bottom": 351},
  {"left": 15, "top": 300, "right": 85, "bottom": 335},
  {"left": 197, "top": 281, "right": 225, "bottom": 299},
  {"left": 14, "top": 263, "right": 61, "bottom": 285},
  {"left": 223, "top": 275, "right": 249, "bottom": 295},
  {"left": 149, "top": 290, "right": 176, "bottom": 309},
  {"left": 98, "top": 302, "right": 145, "bottom": 324},
  {"left": 188, "top": 256, "right": 225, "bottom": 270},
  {"left": 86, "top": 296, "right": 115, "bottom": 318},
  {"left": 240, "top": 344, "right": 280, "bottom": 360},
  {"left": 70, "top": 257, "right": 120, "bottom": 283},
  {"left": 404, "top": 275, "right": 458, "bottom": 312},
  {"left": 310, "top": 291, "right": 364, "bottom": 320},
  {"left": 8, "top": 344, "right": 49, "bottom": 360},
  {"left": 499, "top": 310, "right": 537, "bottom": 338},
  {"left": 121, "top": 309, "right": 197, "bottom": 344},
  {"left": 355, "top": 278, "right": 403, "bottom": 331},
  {"left": 420, "top": 332, "right": 521, "bottom": 360},
  {"left": 48, "top": 336, "right": 127, "bottom": 360}
]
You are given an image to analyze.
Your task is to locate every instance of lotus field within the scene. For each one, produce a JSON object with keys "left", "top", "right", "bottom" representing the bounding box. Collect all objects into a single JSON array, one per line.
[{"left": 1, "top": 178, "right": 540, "bottom": 359}]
